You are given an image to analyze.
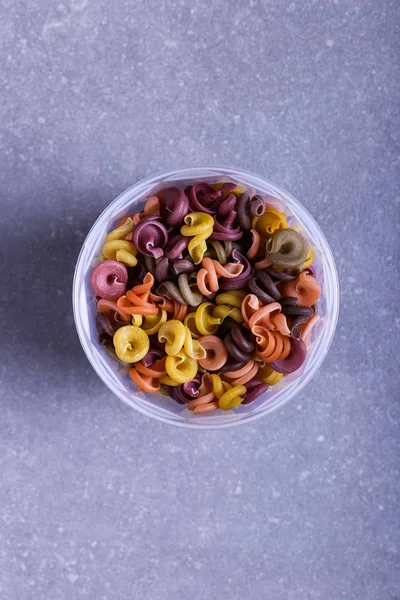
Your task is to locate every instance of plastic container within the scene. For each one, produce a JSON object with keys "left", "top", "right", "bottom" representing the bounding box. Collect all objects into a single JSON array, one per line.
[{"left": 73, "top": 167, "right": 339, "bottom": 429}]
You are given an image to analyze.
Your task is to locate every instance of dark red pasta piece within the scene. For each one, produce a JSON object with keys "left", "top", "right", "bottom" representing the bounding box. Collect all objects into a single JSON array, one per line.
[
  {"left": 165, "top": 235, "right": 189, "bottom": 260},
  {"left": 217, "top": 194, "right": 237, "bottom": 216},
  {"left": 160, "top": 187, "right": 190, "bottom": 226},
  {"left": 211, "top": 212, "right": 243, "bottom": 241},
  {"left": 142, "top": 347, "right": 165, "bottom": 367},
  {"left": 189, "top": 183, "right": 219, "bottom": 214},
  {"left": 91, "top": 260, "right": 128, "bottom": 300},
  {"left": 132, "top": 216, "right": 168, "bottom": 258},
  {"left": 241, "top": 379, "right": 268, "bottom": 405},
  {"left": 270, "top": 338, "right": 307, "bottom": 374}
]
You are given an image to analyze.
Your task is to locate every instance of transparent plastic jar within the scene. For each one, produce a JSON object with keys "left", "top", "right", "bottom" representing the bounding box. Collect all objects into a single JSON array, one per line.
[{"left": 73, "top": 167, "right": 339, "bottom": 429}]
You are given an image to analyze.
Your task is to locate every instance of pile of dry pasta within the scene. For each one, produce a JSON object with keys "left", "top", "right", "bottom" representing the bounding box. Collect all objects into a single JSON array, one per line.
[{"left": 91, "top": 181, "right": 321, "bottom": 414}]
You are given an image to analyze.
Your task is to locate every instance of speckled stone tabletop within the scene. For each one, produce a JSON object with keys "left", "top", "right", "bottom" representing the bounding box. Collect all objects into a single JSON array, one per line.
[{"left": 1, "top": 1, "right": 399, "bottom": 599}]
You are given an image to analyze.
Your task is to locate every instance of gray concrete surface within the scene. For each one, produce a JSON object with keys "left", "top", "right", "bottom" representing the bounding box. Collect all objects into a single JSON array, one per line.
[{"left": 1, "top": 1, "right": 399, "bottom": 598}]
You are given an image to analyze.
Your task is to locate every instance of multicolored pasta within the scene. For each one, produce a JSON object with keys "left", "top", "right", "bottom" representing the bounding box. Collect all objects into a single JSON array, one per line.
[{"left": 90, "top": 178, "right": 324, "bottom": 414}]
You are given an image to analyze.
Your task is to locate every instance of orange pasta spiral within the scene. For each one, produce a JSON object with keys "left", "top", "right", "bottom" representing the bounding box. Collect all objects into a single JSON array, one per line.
[
  {"left": 198, "top": 336, "right": 228, "bottom": 371},
  {"left": 281, "top": 271, "right": 321, "bottom": 307},
  {"left": 117, "top": 273, "right": 159, "bottom": 315},
  {"left": 129, "top": 357, "right": 167, "bottom": 394},
  {"left": 223, "top": 359, "right": 259, "bottom": 386},
  {"left": 149, "top": 292, "right": 188, "bottom": 320},
  {"left": 197, "top": 257, "right": 243, "bottom": 296},
  {"left": 252, "top": 327, "right": 291, "bottom": 362}
]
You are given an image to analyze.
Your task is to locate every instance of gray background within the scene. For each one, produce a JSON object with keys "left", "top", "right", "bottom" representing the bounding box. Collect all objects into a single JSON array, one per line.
[{"left": 1, "top": 0, "right": 399, "bottom": 598}]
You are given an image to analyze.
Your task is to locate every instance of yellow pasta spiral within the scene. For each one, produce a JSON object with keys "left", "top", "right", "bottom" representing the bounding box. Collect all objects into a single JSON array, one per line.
[
  {"left": 210, "top": 375, "right": 246, "bottom": 410},
  {"left": 141, "top": 309, "right": 168, "bottom": 336},
  {"left": 302, "top": 246, "right": 314, "bottom": 269},
  {"left": 102, "top": 217, "right": 138, "bottom": 266},
  {"left": 180, "top": 212, "right": 214, "bottom": 265},
  {"left": 131, "top": 314, "right": 143, "bottom": 327},
  {"left": 252, "top": 207, "right": 288, "bottom": 240},
  {"left": 215, "top": 289, "right": 247, "bottom": 309},
  {"left": 195, "top": 303, "right": 221, "bottom": 335},
  {"left": 165, "top": 351, "right": 198, "bottom": 384},
  {"left": 194, "top": 302, "right": 243, "bottom": 336},
  {"left": 257, "top": 364, "right": 283, "bottom": 386},
  {"left": 184, "top": 313, "right": 202, "bottom": 339},
  {"left": 113, "top": 325, "right": 149, "bottom": 363},
  {"left": 158, "top": 320, "right": 206, "bottom": 359}
]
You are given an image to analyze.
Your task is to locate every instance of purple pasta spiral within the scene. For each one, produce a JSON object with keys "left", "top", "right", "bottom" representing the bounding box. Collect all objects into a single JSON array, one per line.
[
  {"left": 154, "top": 257, "right": 170, "bottom": 283},
  {"left": 237, "top": 193, "right": 265, "bottom": 230},
  {"left": 141, "top": 347, "right": 165, "bottom": 367},
  {"left": 170, "top": 259, "right": 194, "bottom": 276},
  {"left": 160, "top": 187, "right": 190, "bottom": 226},
  {"left": 217, "top": 194, "right": 237, "bottom": 216},
  {"left": 210, "top": 211, "right": 243, "bottom": 241},
  {"left": 225, "top": 325, "right": 254, "bottom": 362},
  {"left": 270, "top": 338, "right": 307, "bottom": 374},
  {"left": 165, "top": 376, "right": 201, "bottom": 404},
  {"left": 91, "top": 260, "right": 128, "bottom": 300},
  {"left": 265, "top": 267, "right": 299, "bottom": 284},
  {"left": 132, "top": 216, "right": 168, "bottom": 259},
  {"left": 220, "top": 358, "right": 248, "bottom": 373},
  {"left": 241, "top": 379, "right": 268, "bottom": 405},
  {"left": 154, "top": 257, "right": 194, "bottom": 283},
  {"left": 189, "top": 183, "right": 220, "bottom": 214},
  {"left": 249, "top": 271, "right": 281, "bottom": 304},
  {"left": 279, "top": 298, "right": 313, "bottom": 339},
  {"left": 290, "top": 315, "right": 312, "bottom": 340},
  {"left": 219, "top": 249, "right": 253, "bottom": 289},
  {"left": 165, "top": 235, "right": 189, "bottom": 260}
]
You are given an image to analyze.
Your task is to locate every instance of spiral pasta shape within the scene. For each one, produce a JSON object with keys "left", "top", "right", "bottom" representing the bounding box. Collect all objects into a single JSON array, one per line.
[
  {"left": 92, "top": 260, "right": 129, "bottom": 300},
  {"left": 281, "top": 271, "right": 321, "bottom": 307},
  {"left": 252, "top": 207, "right": 288, "bottom": 240},
  {"left": 156, "top": 272, "right": 202, "bottom": 307},
  {"left": 223, "top": 359, "right": 259, "bottom": 386},
  {"left": 186, "top": 373, "right": 218, "bottom": 413},
  {"left": 102, "top": 218, "right": 138, "bottom": 267},
  {"left": 197, "top": 257, "right": 243, "bottom": 296},
  {"left": 158, "top": 320, "right": 206, "bottom": 360},
  {"left": 113, "top": 325, "right": 150, "bottom": 363},
  {"left": 215, "top": 289, "right": 247, "bottom": 309},
  {"left": 252, "top": 327, "right": 291, "bottom": 362},
  {"left": 97, "top": 298, "right": 131, "bottom": 323},
  {"left": 212, "top": 376, "right": 246, "bottom": 411},
  {"left": 194, "top": 303, "right": 221, "bottom": 335},
  {"left": 129, "top": 356, "right": 167, "bottom": 394},
  {"left": 248, "top": 302, "right": 290, "bottom": 336},
  {"left": 117, "top": 273, "right": 158, "bottom": 315},
  {"left": 165, "top": 350, "right": 198, "bottom": 384},
  {"left": 180, "top": 212, "right": 214, "bottom": 265},
  {"left": 257, "top": 364, "right": 283, "bottom": 386},
  {"left": 198, "top": 336, "right": 228, "bottom": 371},
  {"left": 265, "top": 229, "right": 308, "bottom": 269},
  {"left": 141, "top": 309, "right": 168, "bottom": 336}
]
